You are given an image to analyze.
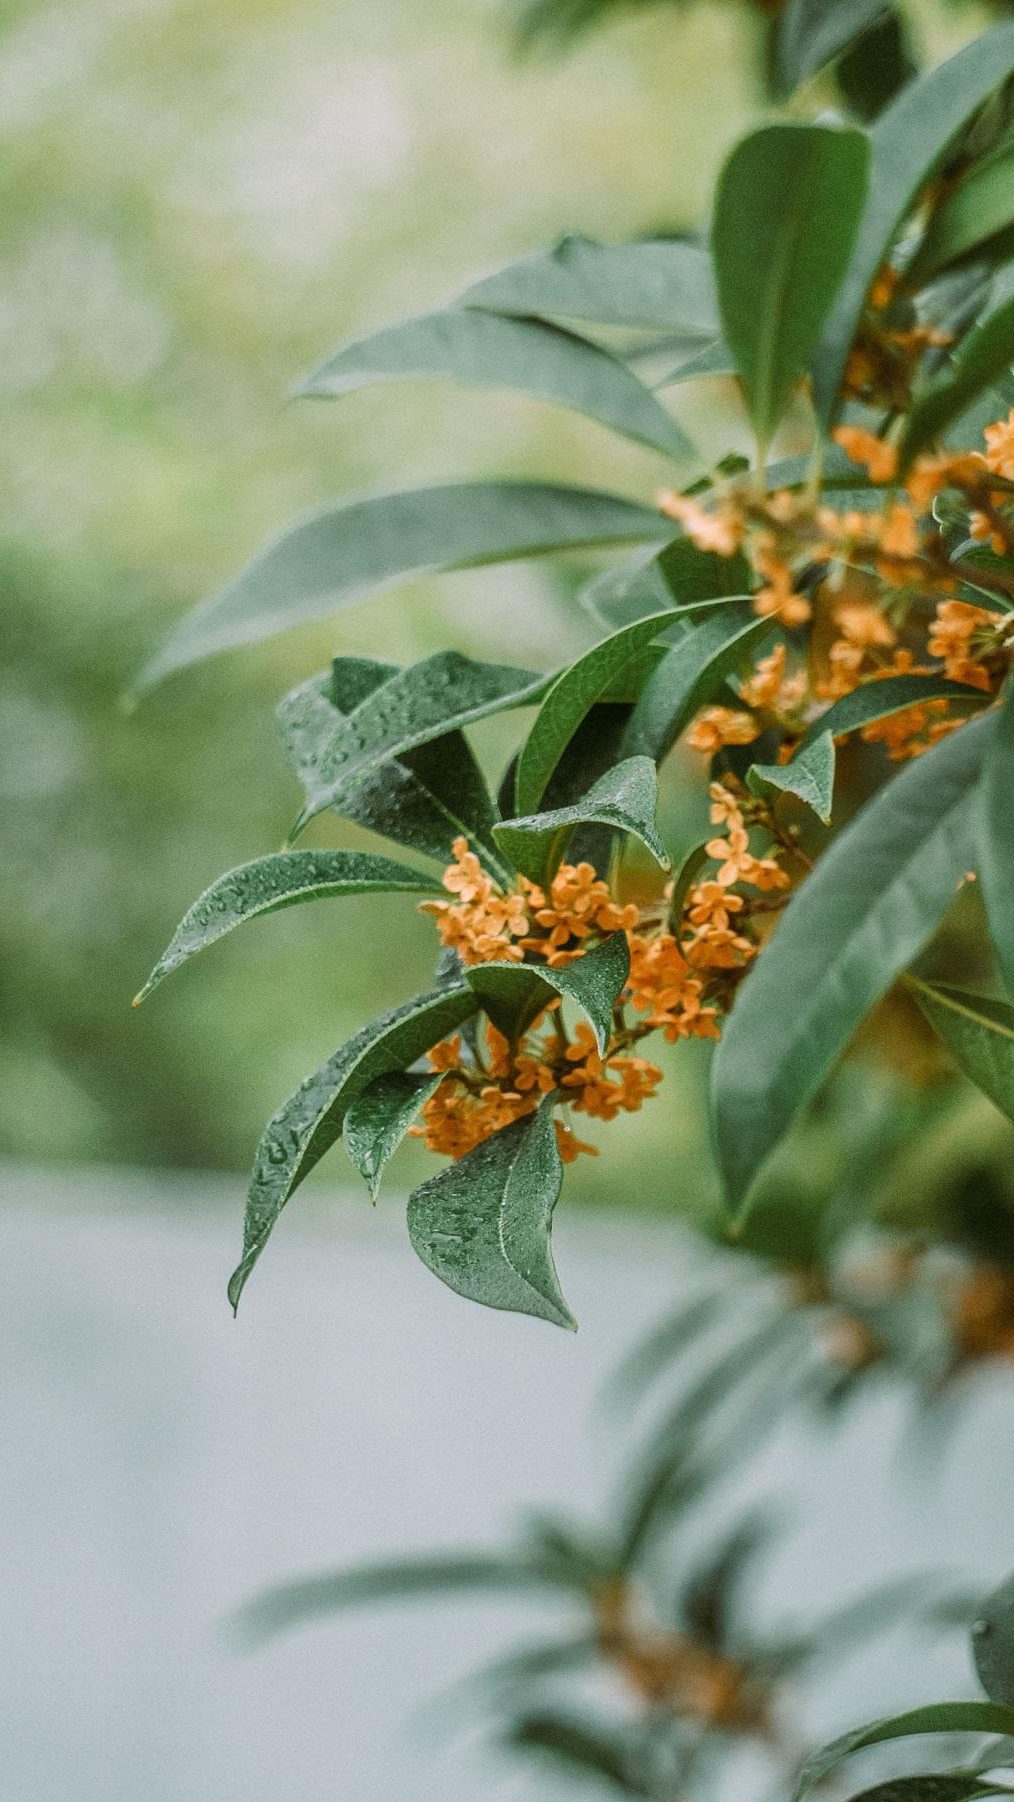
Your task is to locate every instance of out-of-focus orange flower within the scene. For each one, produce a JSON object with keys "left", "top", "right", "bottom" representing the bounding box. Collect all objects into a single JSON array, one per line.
[
  {"left": 686, "top": 706, "right": 758, "bottom": 755},
  {"left": 833, "top": 425, "right": 898, "bottom": 484},
  {"left": 658, "top": 489, "right": 744, "bottom": 556}
]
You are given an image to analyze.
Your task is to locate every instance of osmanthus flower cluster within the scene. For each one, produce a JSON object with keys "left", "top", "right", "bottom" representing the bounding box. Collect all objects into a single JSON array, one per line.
[{"left": 135, "top": 24, "right": 1014, "bottom": 1335}]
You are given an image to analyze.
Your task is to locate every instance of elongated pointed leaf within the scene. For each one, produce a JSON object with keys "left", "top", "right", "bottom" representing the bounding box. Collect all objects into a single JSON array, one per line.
[
  {"left": 514, "top": 605, "right": 700, "bottom": 815},
  {"left": 972, "top": 1571, "right": 1014, "bottom": 1705},
  {"left": 278, "top": 660, "right": 507, "bottom": 878},
  {"left": 909, "top": 138, "right": 1014, "bottom": 288},
  {"left": 134, "top": 851, "right": 442, "bottom": 1004},
  {"left": 835, "top": 11, "right": 917, "bottom": 123},
  {"left": 621, "top": 605, "right": 775, "bottom": 762},
  {"left": 714, "top": 712, "right": 996, "bottom": 1213},
  {"left": 466, "top": 931, "right": 630, "bottom": 1053},
  {"left": 847, "top": 1780, "right": 1011, "bottom": 1802},
  {"left": 299, "top": 308, "right": 692, "bottom": 458},
  {"left": 748, "top": 732, "right": 835, "bottom": 823},
  {"left": 901, "top": 293, "right": 1014, "bottom": 466},
  {"left": 457, "top": 233, "right": 719, "bottom": 335},
  {"left": 342, "top": 1070, "right": 443, "bottom": 1200},
  {"left": 236, "top": 1552, "right": 581, "bottom": 1646},
  {"left": 292, "top": 652, "right": 553, "bottom": 834},
  {"left": 229, "top": 984, "right": 480, "bottom": 1309},
  {"left": 813, "top": 21, "right": 1014, "bottom": 426},
  {"left": 583, "top": 535, "right": 752, "bottom": 630},
  {"left": 982, "top": 680, "right": 1014, "bottom": 1000},
  {"left": 909, "top": 980, "right": 1014, "bottom": 1124},
  {"left": 713, "top": 123, "right": 869, "bottom": 445},
  {"left": 407, "top": 1101, "right": 574, "bottom": 1328},
  {"left": 506, "top": 1711, "right": 637, "bottom": 1790},
  {"left": 774, "top": 0, "right": 894, "bottom": 97},
  {"left": 796, "top": 674, "right": 988, "bottom": 754},
  {"left": 655, "top": 338, "right": 736, "bottom": 388},
  {"left": 135, "top": 483, "right": 667, "bottom": 690},
  {"left": 495, "top": 756, "right": 669, "bottom": 885},
  {"left": 793, "top": 1704, "right": 1014, "bottom": 1802}
]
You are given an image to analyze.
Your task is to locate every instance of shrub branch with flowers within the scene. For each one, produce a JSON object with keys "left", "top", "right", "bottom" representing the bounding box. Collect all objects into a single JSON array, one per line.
[{"left": 131, "top": 7, "right": 1014, "bottom": 1797}]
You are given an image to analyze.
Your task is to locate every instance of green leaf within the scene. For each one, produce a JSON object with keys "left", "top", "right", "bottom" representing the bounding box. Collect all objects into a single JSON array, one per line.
[
  {"left": 982, "top": 678, "right": 1014, "bottom": 1000},
  {"left": 973, "top": 1572, "right": 1014, "bottom": 1705},
  {"left": 134, "top": 851, "right": 442, "bottom": 1004},
  {"left": 655, "top": 338, "right": 737, "bottom": 388},
  {"left": 792, "top": 1704, "right": 1014, "bottom": 1802},
  {"left": 278, "top": 659, "right": 507, "bottom": 879},
  {"left": 712, "top": 123, "right": 869, "bottom": 446},
  {"left": 494, "top": 756, "right": 669, "bottom": 885},
  {"left": 342, "top": 1070, "right": 443, "bottom": 1200},
  {"left": 796, "top": 674, "right": 989, "bottom": 754},
  {"left": 506, "top": 1711, "right": 638, "bottom": 1791},
  {"left": 813, "top": 21, "right": 1014, "bottom": 427},
  {"left": 836, "top": 11, "right": 917, "bottom": 123},
  {"left": 748, "top": 732, "right": 835, "bottom": 824},
  {"left": 901, "top": 293, "right": 1014, "bottom": 467},
  {"left": 456, "top": 232, "right": 719, "bottom": 335},
  {"left": 407, "top": 1100, "right": 575, "bottom": 1329},
  {"left": 908, "top": 982, "right": 1014, "bottom": 1126},
  {"left": 135, "top": 483, "right": 668, "bottom": 690},
  {"left": 290, "top": 652, "right": 553, "bottom": 835},
  {"left": 847, "top": 1777, "right": 1012, "bottom": 1802},
  {"left": 298, "top": 307, "right": 693, "bottom": 459},
  {"left": 713, "top": 712, "right": 996, "bottom": 1213},
  {"left": 228, "top": 984, "right": 480, "bottom": 1310},
  {"left": 908, "top": 137, "right": 1014, "bottom": 289},
  {"left": 774, "top": 0, "right": 895, "bottom": 98},
  {"left": 514, "top": 604, "right": 711, "bottom": 815},
  {"left": 466, "top": 931, "right": 630, "bottom": 1053},
  {"left": 583, "top": 534, "right": 752, "bottom": 630},
  {"left": 667, "top": 841, "right": 712, "bottom": 921},
  {"left": 235, "top": 1552, "right": 582, "bottom": 1646},
  {"left": 620, "top": 605, "right": 776, "bottom": 762}
]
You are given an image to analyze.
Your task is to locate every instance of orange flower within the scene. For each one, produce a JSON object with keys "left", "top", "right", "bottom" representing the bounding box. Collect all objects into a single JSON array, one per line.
[
  {"left": 555, "top": 1121, "right": 599, "bottom": 1163},
  {"left": 686, "top": 707, "right": 757, "bottom": 755},
  {"left": 751, "top": 545, "right": 811, "bottom": 626},
  {"left": 983, "top": 409, "right": 1014, "bottom": 479},
  {"left": 833, "top": 426, "right": 898, "bottom": 484},
  {"left": 928, "top": 598, "right": 995, "bottom": 692},
  {"left": 422, "top": 837, "right": 531, "bottom": 965},
  {"left": 658, "top": 489, "right": 744, "bottom": 556},
  {"left": 527, "top": 861, "right": 638, "bottom": 958},
  {"left": 905, "top": 450, "right": 984, "bottom": 511}
]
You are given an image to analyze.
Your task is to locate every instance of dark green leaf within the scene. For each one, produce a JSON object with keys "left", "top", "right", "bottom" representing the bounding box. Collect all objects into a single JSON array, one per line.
[
  {"left": 792, "top": 1704, "right": 1014, "bottom": 1802},
  {"left": 290, "top": 652, "right": 553, "bottom": 835},
  {"left": 836, "top": 10, "right": 917, "bottom": 122},
  {"left": 466, "top": 931, "right": 630, "bottom": 1052},
  {"left": 134, "top": 851, "right": 442, "bottom": 1004},
  {"left": 909, "top": 137, "right": 1014, "bottom": 289},
  {"left": 342, "top": 1070, "right": 443, "bottom": 1200},
  {"left": 235, "top": 1552, "right": 581, "bottom": 1646},
  {"left": 278, "top": 661, "right": 507, "bottom": 878},
  {"left": 506, "top": 1711, "right": 637, "bottom": 1792},
  {"left": 981, "top": 678, "right": 1014, "bottom": 1000},
  {"left": 901, "top": 294, "right": 1014, "bottom": 466},
  {"left": 457, "top": 232, "right": 719, "bottom": 335},
  {"left": 135, "top": 483, "right": 667, "bottom": 690},
  {"left": 495, "top": 756, "right": 669, "bottom": 885},
  {"left": 583, "top": 534, "right": 752, "bottom": 630},
  {"left": 713, "top": 123, "right": 869, "bottom": 445},
  {"left": 514, "top": 605, "right": 706, "bottom": 815},
  {"left": 229, "top": 985, "right": 480, "bottom": 1310},
  {"left": 908, "top": 982, "right": 1014, "bottom": 1126},
  {"left": 667, "top": 841, "right": 712, "bottom": 922},
  {"left": 774, "top": 0, "right": 894, "bottom": 98},
  {"left": 972, "top": 1571, "right": 1014, "bottom": 1705},
  {"left": 407, "top": 1101, "right": 575, "bottom": 1329},
  {"left": 796, "top": 674, "right": 988, "bottom": 754},
  {"left": 847, "top": 1776, "right": 1012, "bottom": 1802},
  {"left": 298, "top": 307, "right": 692, "bottom": 458},
  {"left": 813, "top": 21, "right": 1014, "bottom": 426},
  {"left": 749, "top": 732, "right": 835, "bottom": 824},
  {"left": 620, "top": 605, "right": 775, "bottom": 761},
  {"left": 713, "top": 712, "right": 996, "bottom": 1213}
]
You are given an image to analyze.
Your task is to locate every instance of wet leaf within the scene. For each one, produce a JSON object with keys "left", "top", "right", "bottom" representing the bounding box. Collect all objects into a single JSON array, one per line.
[
  {"left": 466, "top": 930, "right": 630, "bottom": 1052},
  {"left": 407, "top": 1101, "right": 575, "bottom": 1328},
  {"left": 342, "top": 1070, "right": 443, "bottom": 1200},
  {"left": 749, "top": 731, "right": 835, "bottom": 824},
  {"left": 299, "top": 307, "right": 693, "bottom": 458},
  {"left": 908, "top": 982, "right": 1014, "bottom": 1125},
  {"left": 135, "top": 482, "right": 667, "bottom": 690},
  {"left": 981, "top": 677, "right": 1014, "bottom": 1000},
  {"left": 495, "top": 756, "right": 669, "bottom": 885},
  {"left": 134, "top": 851, "right": 442, "bottom": 1003},
  {"left": 583, "top": 534, "right": 752, "bottom": 630},
  {"left": 901, "top": 293, "right": 1014, "bottom": 466},
  {"left": 713, "top": 713, "right": 996, "bottom": 1213},
  {"left": 713, "top": 123, "right": 869, "bottom": 445},
  {"left": 795, "top": 674, "right": 988, "bottom": 755},
  {"left": 229, "top": 985, "right": 480, "bottom": 1310},
  {"left": 792, "top": 1704, "right": 1014, "bottom": 1802}
]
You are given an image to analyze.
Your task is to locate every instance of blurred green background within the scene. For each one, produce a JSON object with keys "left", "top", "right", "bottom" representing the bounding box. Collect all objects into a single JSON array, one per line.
[{"left": 0, "top": 0, "right": 982, "bottom": 1202}]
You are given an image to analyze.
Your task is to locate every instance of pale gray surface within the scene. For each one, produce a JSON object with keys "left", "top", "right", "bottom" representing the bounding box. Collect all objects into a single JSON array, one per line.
[{"left": 0, "top": 1161, "right": 1009, "bottom": 1802}]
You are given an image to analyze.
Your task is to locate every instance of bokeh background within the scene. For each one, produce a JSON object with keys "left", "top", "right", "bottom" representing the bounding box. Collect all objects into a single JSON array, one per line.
[{"left": 2, "top": 0, "right": 979, "bottom": 1201}]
